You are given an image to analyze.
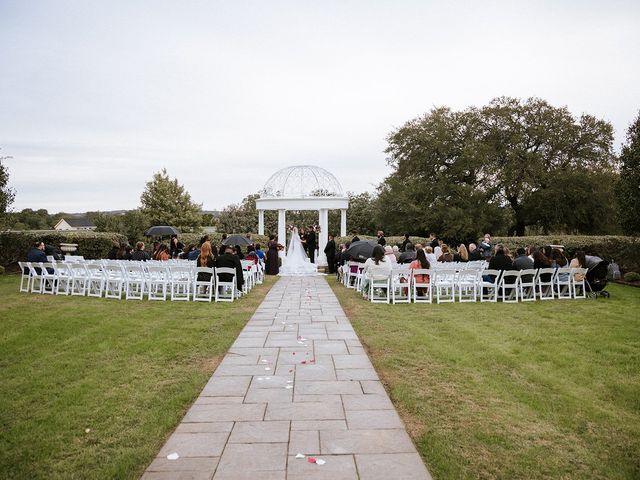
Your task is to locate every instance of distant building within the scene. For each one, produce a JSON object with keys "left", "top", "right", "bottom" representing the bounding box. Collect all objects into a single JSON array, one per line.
[{"left": 53, "top": 217, "right": 97, "bottom": 231}]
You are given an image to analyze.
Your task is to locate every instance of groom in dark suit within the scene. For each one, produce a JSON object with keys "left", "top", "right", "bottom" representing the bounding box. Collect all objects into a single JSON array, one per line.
[{"left": 306, "top": 225, "right": 317, "bottom": 263}]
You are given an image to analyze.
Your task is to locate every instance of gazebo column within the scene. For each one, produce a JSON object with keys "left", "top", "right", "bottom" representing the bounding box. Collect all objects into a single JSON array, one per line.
[
  {"left": 340, "top": 209, "right": 347, "bottom": 237},
  {"left": 258, "top": 210, "right": 264, "bottom": 236},
  {"left": 317, "top": 208, "right": 329, "bottom": 266},
  {"left": 278, "top": 209, "right": 286, "bottom": 258}
]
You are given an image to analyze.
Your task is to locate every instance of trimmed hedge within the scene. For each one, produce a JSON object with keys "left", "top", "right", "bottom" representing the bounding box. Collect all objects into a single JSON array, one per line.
[{"left": 0, "top": 230, "right": 128, "bottom": 266}]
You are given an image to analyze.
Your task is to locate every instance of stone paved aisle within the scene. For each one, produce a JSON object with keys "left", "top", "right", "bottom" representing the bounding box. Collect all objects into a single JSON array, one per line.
[{"left": 142, "top": 276, "right": 431, "bottom": 480}]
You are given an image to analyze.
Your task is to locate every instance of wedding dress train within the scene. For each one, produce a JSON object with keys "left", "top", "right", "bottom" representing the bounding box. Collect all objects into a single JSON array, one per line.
[{"left": 279, "top": 227, "right": 318, "bottom": 276}]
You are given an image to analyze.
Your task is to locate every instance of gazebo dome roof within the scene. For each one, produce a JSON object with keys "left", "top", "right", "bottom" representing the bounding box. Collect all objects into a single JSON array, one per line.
[{"left": 261, "top": 165, "right": 344, "bottom": 198}]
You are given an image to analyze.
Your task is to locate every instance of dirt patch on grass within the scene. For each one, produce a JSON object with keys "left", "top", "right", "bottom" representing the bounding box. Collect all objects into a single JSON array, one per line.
[{"left": 191, "top": 354, "right": 224, "bottom": 375}]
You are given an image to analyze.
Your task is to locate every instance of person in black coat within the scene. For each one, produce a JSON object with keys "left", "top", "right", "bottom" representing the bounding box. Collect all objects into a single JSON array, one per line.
[
  {"left": 324, "top": 234, "right": 336, "bottom": 274},
  {"left": 377, "top": 230, "right": 386, "bottom": 246},
  {"left": 306, "top": 226, "right": 317, "bottom": 263},
  {"left": 26, "top": 241, "right": 48, "bottom": 273},
  {"left": 401, "top": 233, "right": 411, "bottom": 252},
  {"left": 215, "top": 245, "right": 244, "bottom": 291}
]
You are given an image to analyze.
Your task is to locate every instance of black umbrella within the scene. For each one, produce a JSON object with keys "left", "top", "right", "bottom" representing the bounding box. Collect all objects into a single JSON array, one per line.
[
  {"left": 222, "top": 234, "right": 253, "bottom": 246},
  {"left": 345, "top": 240, "right": 378, "bottom": 261},
  {"left": 145, "top": 226, "right": 180, "bottom": 236}
]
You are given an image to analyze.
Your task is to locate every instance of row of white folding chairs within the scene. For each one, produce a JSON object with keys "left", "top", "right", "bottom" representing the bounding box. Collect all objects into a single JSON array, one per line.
[
  {"left": 18, "top": 261, "right": 253, "bottom": 302},
  {"left": 358, "top": 266, "right": 589, "bottom": 304}
]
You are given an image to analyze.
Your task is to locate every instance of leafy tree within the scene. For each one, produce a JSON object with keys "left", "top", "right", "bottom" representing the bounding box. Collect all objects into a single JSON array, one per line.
[
  {"left": 8, "top": 208, "right": 51, "bottom": 230},
  {"left": 91, "top": 209, "right": 151, "bottom": 245},
  {"left": 139, "top": 169, "right": 202, "bottom": 232},
  {"left": 0, "top": 152, "right": 16, "bottom": 229},
  {"left": 381, "top": 98, "right": 617, "bottom": 238},
  {"left": 345, "top": 192, "right": 377, "bottom": 236},
  {"left": 617, "top": 111, "right": 640, "bottom": 235}
]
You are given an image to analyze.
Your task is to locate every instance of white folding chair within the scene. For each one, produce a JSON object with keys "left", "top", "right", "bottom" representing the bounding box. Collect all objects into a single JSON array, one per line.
[
  {"left": 27, "top": 263, "right": 45, "bottom": 294},
  {"left": 537, "top": 268, "right": 557, "bottom": 300},
  {"left": 193, "top": 267, "right": 215, "bottom": 302},
  {"left": 39, "top": 263, "right": 57, "bottom": 294},
  {"left": 104, "top": 264, "right": 125, "bottom": 299},
  {"left": 391, "top": 267, "right": 412, "bottom": 304},
  {"left": 215, "top": 267, "right": 236, "bottom": 302},
  {"left": 572, "top": 268, "right": 588, "bottom": 299},
  {"left": 518, "top": 269, "right": 538, "bottom": 301},
  {"left": 434, "top": 269, "right": 456, "bottom": 303},
  {"left": 18, "top": 262, "right": 32, "bottom": 293},
  {"left": 170, "top": 266, "right": 192, "bottom": 301},
  {"left": 480, "top": 269, "right": 502, "bottom": 302},
  {"left": 368, "top": 276, "right": 391, "bottom": 303},
  {"left": 499, "top": 270, "right": 521, "bottom": 302},
  {"left": 69, "top": 263, "right": 89, "bottom": 296},
  {"left": 555, "top": 267, "right": 573, "bottom": 299},
  {"left": 457, "top": 269, "right": 479, "bottom": 302},
  {"left": 54, "top": 262, "right": 74, "bottom": 295},
  {"left": 147, "top": 265, "right": 169, "bottom": 301},
  {"left": 411, "top": 269, "right": 432, "bottom": 304},
  {"left": 124, "top": 264, "right": 146, "bottom": 300},
  {"left": 346, "top": 261, "right": 360, "bottom": 288},
  {"left": 85, "top": 264, "right": 106, "bottom": 297}
]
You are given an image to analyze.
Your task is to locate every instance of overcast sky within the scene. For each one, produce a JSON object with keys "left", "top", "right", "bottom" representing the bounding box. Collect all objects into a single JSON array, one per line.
[{"left": 1, "top": 0, "right": 638, "bottom": 213}]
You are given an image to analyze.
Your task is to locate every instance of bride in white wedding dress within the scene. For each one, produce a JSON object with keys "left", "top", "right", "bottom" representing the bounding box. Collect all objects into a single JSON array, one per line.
[{"left": 279, "top": 227, "right": 318, "bottom": 276}]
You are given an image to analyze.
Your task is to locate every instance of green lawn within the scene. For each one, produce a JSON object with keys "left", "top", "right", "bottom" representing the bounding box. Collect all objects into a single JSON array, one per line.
[
  {"left": 0, "top": 274, "right": 275, "bottom": 480},
  {"left": 329, "top": 278, "right": 640, "bottom": 480}
]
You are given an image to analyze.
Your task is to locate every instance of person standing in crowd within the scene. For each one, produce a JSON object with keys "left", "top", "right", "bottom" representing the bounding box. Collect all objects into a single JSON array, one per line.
[
  {"left": 324, "top": 234, "right": 337, "bottom": 273},
  {"left": 401, "top": 233, "right": 411, "bottom": 252},
  {"left": 481, "top": 234, "right": 492, "bottom": 258},
  {"left": 131, "top": 242, "right": 150, "bottom": 261},
  {"left": 377, "top": 230, "right": 386, "bottom": 246},
  {"left": 169, "top": 235, "right": 184, "bottom": 259},
  {"left": 306, "top": 225, "right": 317, "bottom": 263},
  {"left": 266, "top": 235, "right": 280, "bottom": 275},
  {"left": 429, "top": 233, "right": 439, "bottom": 250}
]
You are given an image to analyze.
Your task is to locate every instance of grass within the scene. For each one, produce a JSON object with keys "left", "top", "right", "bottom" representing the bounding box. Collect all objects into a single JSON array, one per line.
[
  {"left": 329, "top": 278, "right": 640, "bottom": 480},
  {"left": 0, "top": 274, "right": 276, "bottom": 480}
]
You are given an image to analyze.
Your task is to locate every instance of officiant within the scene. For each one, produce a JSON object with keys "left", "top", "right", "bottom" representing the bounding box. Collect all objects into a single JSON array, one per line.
[{"left": 305, "top": 225, "right": 317, "bottom": 263}]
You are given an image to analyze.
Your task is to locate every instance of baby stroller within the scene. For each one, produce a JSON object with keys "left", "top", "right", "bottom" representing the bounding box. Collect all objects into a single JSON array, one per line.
[{"left": 585, "top": 258, "right": 610, "bottom": 298}]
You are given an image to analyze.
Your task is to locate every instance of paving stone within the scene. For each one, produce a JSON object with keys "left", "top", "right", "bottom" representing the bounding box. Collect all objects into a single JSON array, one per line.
[
  {"left": 295, "top": 363, "right": 337, "bottom": 381},
  {"left": 183, "top": 403, "right": 265, "bottom": 422},
  {"left": 313, "top": 340, "right": 349, "bottom": 355},
  {"left": 175, "top": 422, "right": 234, "bottom": 434},
  {"left": 249, "top": 375, "right": 291, "bottom": 389},
  {"left": 193, "top": 396, "right": 244, "bottom": 405},
  {"left": 244, "top": 387, "right": 293, "bottom": 404},
  {"left": 288, "top": 430, "right": 320, "bottom": 454},
  {"left": 291, "top": 420, "right": 348, "bottom": 431},
  {"left": 359, "top": 380, "right": 386, "bottom": 395},
  {"left": 219, "top": 354, "right": 260, "bottom": 366},
  {"left": 332, "top": 354, "right": 373, "bottom": 369},
  {"left": 265, "top": 401, "right": 344, "bottom": 421},
  {"left": 158, "top": 432, "right": 228, "bottom": 457},
  {"left": 293, "top": 394, "right": 342, "bottom": 404},
  {"left": 215, "top": 364, "right": 277, "bottom": 376},
  {"left": 287, "top": 454, "right": 358, "bottom": 480},
  {"left": 295, "top": 380, "right": 362, "bottom": 395},
  {"left": 320, "top": 429, "right": 416, "bottom": 454},
  {"left": 201, "top": 376, "right": 251, "bottom": 397},
  {"left": 355, "top": 453, "right": 432, "bottom": 479},
  {"left": 346, "top": 409, "right": 404, "bottom": 429},
  {"left": 336, "top": 368, "right": 380, "bottom": 381},
  {"left": 142, "top": 471, "right": 214, "bottom": 480},
  {"left": 228, "top": 420, "right": 290, "bottom": 443},
  {"left": 231, "top": 337, "right": 266, "bottom": 348},
  {"left": 215, "top": 443, "right": 287, "bottom": 478},
  {"left": 341, "top": 394, "right": 394, "bottom": 411}
]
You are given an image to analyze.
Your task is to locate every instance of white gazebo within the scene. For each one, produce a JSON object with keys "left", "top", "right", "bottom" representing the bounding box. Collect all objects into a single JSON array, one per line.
[{"left": 256, "top": 165, "right": 349, "bottom": 266}]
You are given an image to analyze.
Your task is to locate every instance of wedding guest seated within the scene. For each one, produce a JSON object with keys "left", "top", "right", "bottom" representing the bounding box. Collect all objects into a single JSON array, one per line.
[
  {"left": 513, "top": 247, "right": 534, "bottom": 270},
  {"left": 400, "top": 234, "right": 411, "bottom": 252},
  {"left": 454, "top": 244, "right": 469, "bottom": 262},
  {"left": 131, "top": 242, "right": 150, "bottom": 261},
  {"left": 425, "top": 246, "right": 437, "bottom": 266},
  {"left": 340, "top": 242, "right": 352, "bottom": 266},
  {"left": 438, "top": 244, "right": 454, "bottom": 262},
  {"left": 533, "top": 248, "right": 553, "bottom": 281},
  {"left": 254, "top": 244, "right": 265, "bottom": 261},
  {"left": 234, "top": 245, "right": 244, "bottom": 259},
  {"left": 170, "top": 235, "right": 185, "bottom": 259},
  {"left": 552, "top": 248, "right": 568, "bottom": 268},
  {"left": 384, "top": 245, "right": 397, "bottom": 264},
  {"left": 481, "top": 233, "right": 492, "bottom": 258},
  {"left": 392, "top": 245, "right": 401, "bottom": 261},
  {"left": 399, "top": 243, "right": 417, "bottom": 264},
  {"left": 122, "top": 244, "right": 133, "bottom": 260},
  {"left": 215, "top": 245, "right": 244, "bottom": 291},
  {"left": 468, "top": 243, "right": 482, "bottom": 261},
  {"left": 153, "top": 244, "right": 170, "bottom": 261},
  {"left": 569, "top": 250, "right": 587, "bottom": 281},
  {"left": 26, "top": 241, "right": 48, "bottom": 273},
  {"left": 245, "top": 245, "right": 259, "bottom": 264},
  {"left": 489, "top": 245, "right": 514, "bottom": 271},
  {"left": 152, "top": 241, "right": 160, "bottom": 258},
  {"left": 410, "top": 248, "right": 431, "bottom": 296},
  {"left": 361, "top": 245, "right": 392, "bottom": 296},
  {"left": 107, "top": 242, "right": 120, "bottom": 260},
  {"left": 196, "top": 241, "right": 216, "bottom": 282}
]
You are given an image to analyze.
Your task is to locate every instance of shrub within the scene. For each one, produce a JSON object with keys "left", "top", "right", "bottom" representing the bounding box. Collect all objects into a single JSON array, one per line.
[
  {"left": 623, "top": 272, "right": 640, "bottom": 282},
  {"left": 0, "top": 230, "right": 128, "bottom": 266}
]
